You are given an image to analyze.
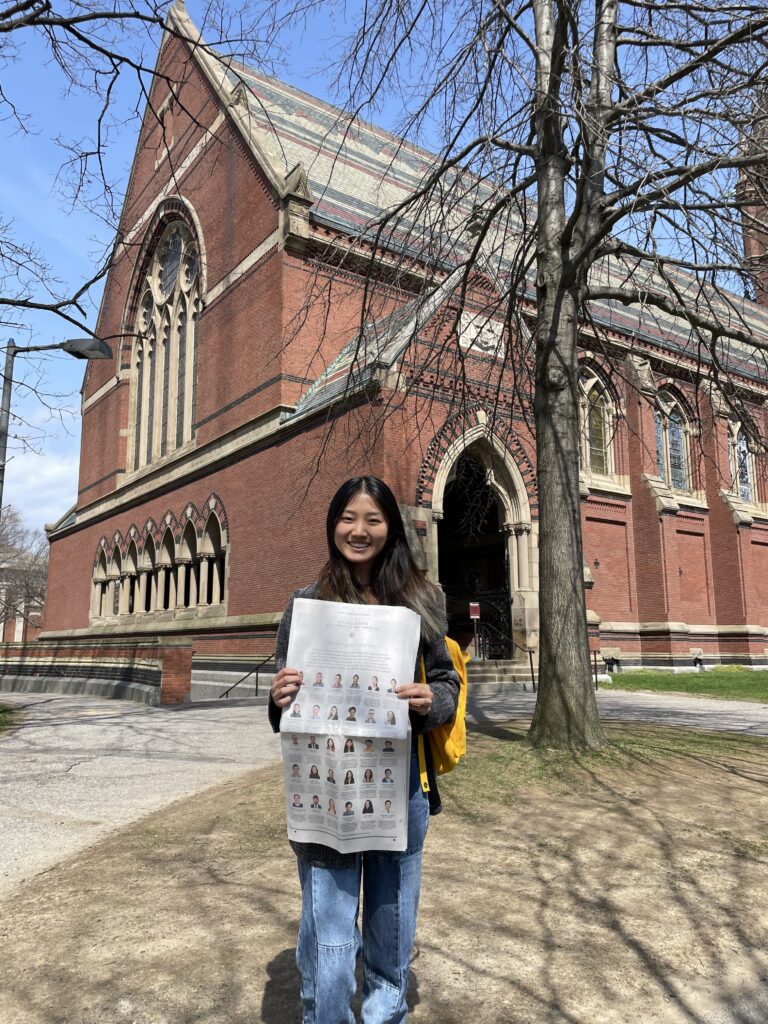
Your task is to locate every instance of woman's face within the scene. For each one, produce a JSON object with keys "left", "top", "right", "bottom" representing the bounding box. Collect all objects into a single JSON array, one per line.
[{"left": 333, "top": 492, "right": 389, "bottom": 571}]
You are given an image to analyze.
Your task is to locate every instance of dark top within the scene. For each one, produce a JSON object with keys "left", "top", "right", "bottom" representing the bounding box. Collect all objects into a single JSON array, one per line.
[{"left": 268, "top": 583, "right": 460, "bottom": 868}]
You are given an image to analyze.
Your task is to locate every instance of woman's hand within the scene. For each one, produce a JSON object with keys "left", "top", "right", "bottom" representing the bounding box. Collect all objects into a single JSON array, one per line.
[
  {"left": 271, "top": 667, "right": 303, "bottom": 707},
  {"left": 396, "top": 682, "right": 433, "bottom": 717}
]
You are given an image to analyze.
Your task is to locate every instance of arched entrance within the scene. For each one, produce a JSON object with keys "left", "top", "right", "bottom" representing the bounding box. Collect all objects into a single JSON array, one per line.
[
  {"left": 438, "top": 452, "right": 512, "bottom": 656},
  {"left": 422, "top": 420, "right": 539, "bottom": 658}
]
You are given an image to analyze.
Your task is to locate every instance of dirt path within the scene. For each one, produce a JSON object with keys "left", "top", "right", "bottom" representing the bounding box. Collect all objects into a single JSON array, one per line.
[{"left": 1, "top": 724, "right": 768, "bottom": 1024}]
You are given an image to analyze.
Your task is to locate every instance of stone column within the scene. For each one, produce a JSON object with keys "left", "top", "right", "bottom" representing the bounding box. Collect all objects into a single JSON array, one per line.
[
  {"left": 211, "top": 554, "right": 222, "bottom": 604},
  {"left": 156, "top": 566, "right": 167, "bottom": 610},
  {"left": 117, "top": 576, "right": 128, "bottom": 615},
  {"left": 149, "top": 570, "right": 157, "bottom": 612},
  {"left": 198, "top": 557, "right": 210, "bottom": 606},
  {"left": 107, "top": 575, "right": 119, "bottom": 616},
  {"left": 175, "top": 561, "right": 188, "bottom": 608},
  {"left": 513, "top": 523, "right": 532, "bottom": 590},
  {"left": 188, "top": 560, "right": 198, "bottom": 607},
  {"left": 138, "top": 571, "right": 148, "bottom": 614}
]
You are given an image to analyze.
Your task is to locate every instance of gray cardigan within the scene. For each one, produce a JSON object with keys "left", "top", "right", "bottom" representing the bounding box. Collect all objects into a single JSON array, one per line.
[{"left": 268, "top": 584, "right": 460, "bottom": 868}]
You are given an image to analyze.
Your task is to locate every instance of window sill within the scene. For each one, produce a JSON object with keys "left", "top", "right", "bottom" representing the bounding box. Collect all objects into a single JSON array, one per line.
[
  {"left": 579, "top": 471, "right": 632, "bottom": 499},
  {"left": 640, "top": 474, "right": 706, "bottom": 514},
  {"left": 92, "top": 603, "right": 226, "bottom": 625},
  {"left": 719, "top": 489, "right": 768, "bottom": 525}
]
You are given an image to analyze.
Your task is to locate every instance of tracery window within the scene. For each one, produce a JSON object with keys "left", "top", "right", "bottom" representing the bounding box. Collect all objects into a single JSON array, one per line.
[
  {"left": 728, "top": 422, "right": 756, "bottom": 503},
  {"left": 654, "top": 391, "right": 690, "bottom": 491},
  {"left": 130, "top": 220, "right": 200, "bottom": 472},
  {"left": 579, "top": 368, "right": 613, "bottom": 476}
]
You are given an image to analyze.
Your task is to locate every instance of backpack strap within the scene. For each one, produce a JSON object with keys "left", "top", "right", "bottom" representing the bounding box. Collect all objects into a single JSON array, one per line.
[{"left": 417, "top": 733, "right": 430, "bottom": 793}]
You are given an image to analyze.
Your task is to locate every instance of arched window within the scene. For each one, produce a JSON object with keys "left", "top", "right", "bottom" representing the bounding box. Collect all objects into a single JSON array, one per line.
[
  {"left": 92, "top": 550, "right": 108, "bottom": 619},
  {"left": 179, "top": 521, "right": 199, "bottom": 608},
  {"left": 158, "top": 529, "right": 177, "bottom": 610},
  {"left": 125, "top": 541, "right": 139, "bottom": 615},
  {"left": 142, "top": 538, "right": 157, "bottom": 613},
  {"left": 109, "top": 548, "right": 122, "bottom": 616},
  {"left": 579, "top": 368, "right": 613, "bottom": 476},
  {"left": 729, "top": 422, "right": 756, "bottom": 502},
  {"left": 654, "top": 391, "right": 690, "bottom": 491},
  {"left": 130, "top": 219, "right": 200, "bottom": 472},
  {"left": 201, "top": 513, "right": 226, "bottom": 605}
]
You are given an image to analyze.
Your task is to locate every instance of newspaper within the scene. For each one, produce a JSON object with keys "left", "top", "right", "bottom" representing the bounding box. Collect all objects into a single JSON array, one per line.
[{"left": 280, "top": 598, "right": 421, "bottom": 853}]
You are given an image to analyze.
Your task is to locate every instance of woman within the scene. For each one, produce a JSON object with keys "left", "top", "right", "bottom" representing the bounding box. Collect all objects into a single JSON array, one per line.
[
  {"left": 363, "top": 767, "right": 374, "bottom": 784},
  {"left": 328, "top": 798, "right": 337, "bottom": 815},
  {"left": 362, "top": 799, "right": 374, "bottom": 814},
  {"left": 326, "top": 738, "right": 336, "bottom": 754},
  {"left": 343, "top": 738, "right": 355, "bottom": 754},
  {"left": 328, "top": 705, "right": 339, "bottom": 721},
  {"left": 344, "top": 769, "right": 355, "bottom": 785},
  {"left": 309, "top": 765, "right": 320, "bottom": 780},
  {"left": 270, "top": 476, "right": 459, "bottom": 1024}
]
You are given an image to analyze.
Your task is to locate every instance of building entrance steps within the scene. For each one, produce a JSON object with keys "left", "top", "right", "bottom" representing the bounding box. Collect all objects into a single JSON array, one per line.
[{"left": 467, "top": 659, "right": 537, "bottom": 692}]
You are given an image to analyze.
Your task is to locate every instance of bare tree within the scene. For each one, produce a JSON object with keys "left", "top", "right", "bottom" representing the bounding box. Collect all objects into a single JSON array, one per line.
[
  {"left": 0, "top": 0, "right": 280, "bottom": 478},
  {"left": 0, "top": 504, "right": 47, "bottom": 628},
  {"left": 254, "top": 0, "right": 768, "bottom": 749},
  {"left": 0, "top": 0, "right": 274, "bottom": 336}
]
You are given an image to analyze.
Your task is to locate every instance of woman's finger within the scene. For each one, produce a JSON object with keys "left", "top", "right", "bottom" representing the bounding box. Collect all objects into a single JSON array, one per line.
[{"left": 271, "top": 667, "right": 302, "bottom": 705}]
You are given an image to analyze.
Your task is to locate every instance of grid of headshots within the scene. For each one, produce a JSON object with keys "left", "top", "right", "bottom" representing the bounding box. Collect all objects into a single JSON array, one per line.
[{"left": 283, "top": 731, "right": 401, "bottom": 826}]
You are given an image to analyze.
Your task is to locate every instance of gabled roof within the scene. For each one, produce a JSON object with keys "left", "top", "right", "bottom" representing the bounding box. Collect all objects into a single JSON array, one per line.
[{"left": 281, "top": 266, "right": 466, "bottom": 424}]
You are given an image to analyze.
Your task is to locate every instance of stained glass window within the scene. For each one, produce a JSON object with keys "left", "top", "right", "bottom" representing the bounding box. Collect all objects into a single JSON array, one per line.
[
  {"left": 668, "top": 410, "right": 687, "bottom": 489},
  {"left": 131, "top": 220, "right": 199, "bottom": 471},
  {"left": 654, "top": 409, "right": 666, "bottom": 483},
  {"left": 736, "top": 429, "right": 753, "bottom": 502},
  {"left": 160, "top": 230, "right": 183, "bottom": 296},
  {"left": 580, "top": 368, "right": 613, "bottom": 477},
  {"left": 656, "top": 396, "right": 689, "bottom": 490},
  {"left": 588, "top": 393, "right": 609, "bottom": 475}
]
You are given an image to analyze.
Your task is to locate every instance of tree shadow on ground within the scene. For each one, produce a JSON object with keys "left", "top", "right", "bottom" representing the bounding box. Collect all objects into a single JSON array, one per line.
[{"left": 1, "top": 735, "right": 768, "bottom": 1023}]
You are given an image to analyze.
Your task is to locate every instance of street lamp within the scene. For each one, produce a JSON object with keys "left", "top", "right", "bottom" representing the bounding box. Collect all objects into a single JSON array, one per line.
[{"left": 0, "top": 336, "right": 114, "bottom": 518}]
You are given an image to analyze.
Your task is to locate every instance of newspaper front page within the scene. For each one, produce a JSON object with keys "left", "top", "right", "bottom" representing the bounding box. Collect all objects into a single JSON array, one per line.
[{"left": 280, "top": 598, "right": 421, "bottom": 853}]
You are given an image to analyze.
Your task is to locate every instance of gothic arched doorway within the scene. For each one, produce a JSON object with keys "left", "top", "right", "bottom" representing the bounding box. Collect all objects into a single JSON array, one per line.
[{"left": 437, "top": 451, "right": 512, "bottom": 657}]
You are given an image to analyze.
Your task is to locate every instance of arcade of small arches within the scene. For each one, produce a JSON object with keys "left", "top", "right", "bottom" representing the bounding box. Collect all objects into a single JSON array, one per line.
[{"left": 90, "top": 499, "right": 227, "bottom": 622}]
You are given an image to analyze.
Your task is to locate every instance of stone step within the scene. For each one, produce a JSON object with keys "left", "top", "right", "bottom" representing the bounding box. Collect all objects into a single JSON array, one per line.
[{"left": 189, "top": 679, "right": 268, "bottom": 702}]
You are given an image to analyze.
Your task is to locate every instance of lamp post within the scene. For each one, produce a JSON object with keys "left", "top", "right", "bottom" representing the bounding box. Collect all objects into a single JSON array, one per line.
[{"left": 0, "top": 337, "right": 113, "bottom": 519}]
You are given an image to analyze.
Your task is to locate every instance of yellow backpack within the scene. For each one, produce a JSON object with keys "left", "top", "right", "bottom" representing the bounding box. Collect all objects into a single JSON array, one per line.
[{"left": 417, "top": 636, "right": 469, "bottom": 792}]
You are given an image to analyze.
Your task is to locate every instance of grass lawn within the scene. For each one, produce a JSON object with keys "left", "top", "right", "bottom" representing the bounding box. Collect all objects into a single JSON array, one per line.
[
  {"left": 599, "top": 666, "right": 768, "bottom": 702},
  {"left": 0, "top": 703, "right": 15, "bottom": 732}
]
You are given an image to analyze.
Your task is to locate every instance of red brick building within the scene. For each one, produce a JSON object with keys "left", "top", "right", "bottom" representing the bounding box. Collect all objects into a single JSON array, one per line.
[{"left": 27, "top": 5, "right": 768, "bottom": 698}]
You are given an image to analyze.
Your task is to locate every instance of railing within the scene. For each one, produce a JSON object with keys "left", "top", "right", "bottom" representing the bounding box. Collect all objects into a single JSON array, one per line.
[
  {"left": 475, "top": 621, "right": 537, "bottom": 692},
  {"left": 219, "top": 650, "right": 276, "bottom": 699}
]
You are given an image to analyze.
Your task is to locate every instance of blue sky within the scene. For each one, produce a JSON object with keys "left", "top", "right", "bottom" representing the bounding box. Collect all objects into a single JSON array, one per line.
[{"left": 1, "top": 2, "right": 352, "bottom": 534}]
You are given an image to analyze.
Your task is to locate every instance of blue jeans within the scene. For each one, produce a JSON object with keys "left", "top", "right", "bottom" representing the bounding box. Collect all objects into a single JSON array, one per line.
[{"left": 296, "top": 748, "right": 430, "bottom": 1024}]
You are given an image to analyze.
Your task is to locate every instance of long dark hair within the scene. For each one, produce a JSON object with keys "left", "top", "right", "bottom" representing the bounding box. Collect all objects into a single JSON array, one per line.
[{"left": 316, "top": 475, "right": 445, "bottom": 640}]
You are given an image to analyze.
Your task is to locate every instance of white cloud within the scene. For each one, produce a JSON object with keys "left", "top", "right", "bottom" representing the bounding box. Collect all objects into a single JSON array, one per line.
[{"left": 4, "top": 448, "right": 80, "bottom": 533}]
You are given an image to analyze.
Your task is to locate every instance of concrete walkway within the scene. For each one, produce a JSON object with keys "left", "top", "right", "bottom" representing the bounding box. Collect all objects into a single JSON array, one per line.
[
  {"left": 468, "top": 687, "right": 768, "bottom": 735},
  {"left": 2, "top": 685, "right": 767, "bottom": 899},
  {"left": 0, "top": 692, "right": 280, "bottom": 896}
]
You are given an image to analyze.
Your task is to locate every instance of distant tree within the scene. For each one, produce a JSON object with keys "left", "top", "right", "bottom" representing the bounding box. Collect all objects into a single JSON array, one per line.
[{"left": 0, "top": 505, "right": 47, "bottom": 628}]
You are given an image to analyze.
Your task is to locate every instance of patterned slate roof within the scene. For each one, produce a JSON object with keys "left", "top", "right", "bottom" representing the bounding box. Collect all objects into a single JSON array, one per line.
[{"left": 170, "top": 2, "right": 768, "bottom": 403}]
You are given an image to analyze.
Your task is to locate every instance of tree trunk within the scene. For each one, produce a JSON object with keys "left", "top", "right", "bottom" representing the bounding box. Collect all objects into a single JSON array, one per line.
[{"left": 528, "top": 280, "right": 605, "bottom": 750}]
